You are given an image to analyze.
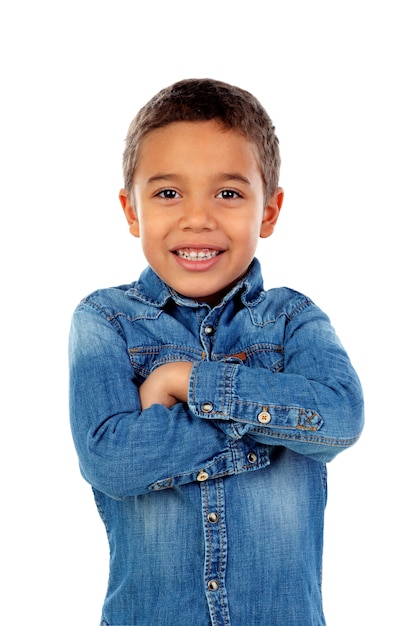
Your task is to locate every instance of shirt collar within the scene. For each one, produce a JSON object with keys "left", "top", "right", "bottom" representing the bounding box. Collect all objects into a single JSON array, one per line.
[{"left": 126, "top": 258, "right": 265, "bottom": 309}]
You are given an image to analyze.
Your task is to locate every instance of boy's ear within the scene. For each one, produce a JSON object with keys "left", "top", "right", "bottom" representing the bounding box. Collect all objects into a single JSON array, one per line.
[
  {"left": 260, "top": 187, "right": 284, "bottom": 238},
  {"left": 119, "top": 189, "right": 140, "bottom": 237}
]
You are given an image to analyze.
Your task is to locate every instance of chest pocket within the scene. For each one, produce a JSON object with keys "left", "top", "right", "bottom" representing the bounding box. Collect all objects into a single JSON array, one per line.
[
  {"left": 214, "top": 343, "right": 284, "bottom": 373},
  {"left": 129, "top": 344, "right": 203, "bottom": 380}
]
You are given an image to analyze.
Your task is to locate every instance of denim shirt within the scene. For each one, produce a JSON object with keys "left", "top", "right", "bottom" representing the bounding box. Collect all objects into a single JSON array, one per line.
[{"left": 69, "top": 258, "right": 364, "bottom": 626}]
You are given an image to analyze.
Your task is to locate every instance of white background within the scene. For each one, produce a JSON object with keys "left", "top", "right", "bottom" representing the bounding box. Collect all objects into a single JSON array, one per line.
[{"left": 1, "top": 1, "right": 415, "bottom": 624}]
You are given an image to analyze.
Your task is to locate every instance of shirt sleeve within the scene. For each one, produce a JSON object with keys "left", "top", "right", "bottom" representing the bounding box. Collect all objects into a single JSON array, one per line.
[
  {"left": 69, "top": 303, "right": 259, "bottom": 499},
  {"left": 188, "top": 301, "right": 364, "bottom": 463}
]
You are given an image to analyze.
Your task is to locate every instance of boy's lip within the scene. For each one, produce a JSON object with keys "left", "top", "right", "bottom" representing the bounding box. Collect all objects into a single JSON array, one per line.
[{"left": 171, "top": 246, "right": 225, "bottom": 266}]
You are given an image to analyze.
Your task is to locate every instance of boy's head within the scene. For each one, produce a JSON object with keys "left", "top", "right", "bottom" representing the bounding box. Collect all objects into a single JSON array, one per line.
[
  {"left": 122, "top": 78, "right": 280, "bottom": 204},
  {"left": 119, "top": 79, "right": 284, "bottom": 306}
]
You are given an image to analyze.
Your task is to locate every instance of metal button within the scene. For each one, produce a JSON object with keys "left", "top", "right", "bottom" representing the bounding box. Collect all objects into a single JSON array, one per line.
[
  {"left": 208, "top": 580, "right": 219, "bottom": 591},
  {"left": 247, "top": 452, "right": 258, "bottom": 464},
  {"left": 201, "top": 402, "right": 213, "bottom": 413},
  {"left": 197, "top": 470, "right": 209, "bottom": 482},
  {"left": 257, "top": 410, "right": 271, "bottom": 424},
  {"left": 204, "top": 326, "right": 214, "bottom": 335},
  {"left": 207, "top": 512, "right": 219, "bottom": 523}
]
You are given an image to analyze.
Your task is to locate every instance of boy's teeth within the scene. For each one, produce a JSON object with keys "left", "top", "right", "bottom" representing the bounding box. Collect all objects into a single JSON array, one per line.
[{"left": 176, "top": 249, "right": 219, "bottom": 261}]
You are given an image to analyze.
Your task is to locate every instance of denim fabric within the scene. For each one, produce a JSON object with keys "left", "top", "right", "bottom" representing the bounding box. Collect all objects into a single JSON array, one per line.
[{"left": 69, "top": 258, "right": 364, "bottom": 626}]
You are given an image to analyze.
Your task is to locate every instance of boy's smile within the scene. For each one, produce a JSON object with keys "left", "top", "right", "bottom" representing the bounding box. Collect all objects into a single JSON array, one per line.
[{"left": 120, "top": 120, "right": 283, "bottom": 306}]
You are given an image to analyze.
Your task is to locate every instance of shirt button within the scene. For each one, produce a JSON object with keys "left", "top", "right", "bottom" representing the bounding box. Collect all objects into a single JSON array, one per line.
[
  {"left": 257, "top": 410, "right": 271, "bottom": 424},
  {"left": 247, "top": 452, "right": 258, "bottom": 464},
  {"left": 204, "top": 326, "right": 214, "bottom": 335},
  {"left": 201, "top": 402, "right": 213, "bottom": 413},
  {"left": 197, "top": 470, "right": 209, "bottom": 482},
  {"left": 208, "top": 580, "right": 219, "bottom": 591},
  {"left": 207, "top": 512, "right": 219, "bottom": 523}
]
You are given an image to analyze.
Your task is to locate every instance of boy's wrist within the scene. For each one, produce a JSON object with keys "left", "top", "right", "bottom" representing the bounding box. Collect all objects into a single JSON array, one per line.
[{"left": 169, "top": 361, "right": 193, "bottom": 403}]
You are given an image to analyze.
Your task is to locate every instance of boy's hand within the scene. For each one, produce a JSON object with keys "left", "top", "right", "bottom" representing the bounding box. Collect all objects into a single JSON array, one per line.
[{"left": 139, "top": 361, "right": 193, "bottom": 410}]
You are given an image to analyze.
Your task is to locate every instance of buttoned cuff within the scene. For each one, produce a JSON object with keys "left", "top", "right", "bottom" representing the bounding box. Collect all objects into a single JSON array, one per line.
[
  {"left": 188, "top": 360, "right": 323, "bottom": 432},
  {"left": 148, "top": 439, "right": 270, "bottom": 491}
]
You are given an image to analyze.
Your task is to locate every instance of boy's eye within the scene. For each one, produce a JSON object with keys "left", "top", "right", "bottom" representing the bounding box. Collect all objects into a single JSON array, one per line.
[
  {"left": 156, "top": 189, "right": 180, "bottom": 199},
  {"left": 217, "top": 189, "right": 242, "bottom": 200}
]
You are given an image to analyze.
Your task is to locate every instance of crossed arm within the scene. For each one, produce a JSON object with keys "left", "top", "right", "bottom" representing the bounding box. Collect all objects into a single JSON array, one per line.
[{"left": 70, "top": 300, "right": 364, "bottom": 498}]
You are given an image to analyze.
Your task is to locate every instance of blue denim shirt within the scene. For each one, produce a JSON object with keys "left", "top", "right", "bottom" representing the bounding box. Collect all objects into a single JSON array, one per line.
[{"left": 69, "top": 259, "right": 364, "bottom": 626}]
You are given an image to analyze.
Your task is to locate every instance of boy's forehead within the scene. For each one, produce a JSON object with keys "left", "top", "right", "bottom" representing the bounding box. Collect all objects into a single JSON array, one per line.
[{"left": 135, "top": 120, "right": 262, "bottom": 176}]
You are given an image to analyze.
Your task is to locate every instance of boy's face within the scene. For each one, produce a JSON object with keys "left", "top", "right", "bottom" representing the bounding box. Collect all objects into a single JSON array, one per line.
[{"left": 120, "top": 120, "right": 283, "bottom": 306}]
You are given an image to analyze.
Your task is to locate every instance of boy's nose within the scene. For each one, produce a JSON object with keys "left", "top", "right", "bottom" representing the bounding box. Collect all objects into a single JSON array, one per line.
[{"left": 179, "top": 202, "right": 216, "bottom": 231}]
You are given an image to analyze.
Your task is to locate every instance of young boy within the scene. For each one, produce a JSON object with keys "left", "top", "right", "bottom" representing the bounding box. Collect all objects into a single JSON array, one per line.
[{"left": 69, "top": 78, "right": 364, "bottom": 626}]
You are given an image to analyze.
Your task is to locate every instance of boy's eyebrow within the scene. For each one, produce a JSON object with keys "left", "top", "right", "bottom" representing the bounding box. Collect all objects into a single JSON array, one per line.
[
  {"left": 146, "top": 174, "right": 179, "bottom": 185},
  {"left": 217, "top": 172, "right": 251, "bottom": 186},
  {"left": 146, "top": 173, "right": 252, "bottom": 185}
]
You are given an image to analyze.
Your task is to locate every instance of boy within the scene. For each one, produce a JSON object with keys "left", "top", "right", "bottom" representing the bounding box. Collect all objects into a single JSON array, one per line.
[{"left": 69, "top": 78, "right": 364, "bottom": 625}]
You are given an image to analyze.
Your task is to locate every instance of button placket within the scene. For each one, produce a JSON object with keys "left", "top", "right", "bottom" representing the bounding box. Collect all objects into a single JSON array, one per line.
[
  {"left": 199, "top": 314, "right": 216, "bottom": 361},
  {"left": 200, "top": 479, "right": 231, "bottom": 623}
]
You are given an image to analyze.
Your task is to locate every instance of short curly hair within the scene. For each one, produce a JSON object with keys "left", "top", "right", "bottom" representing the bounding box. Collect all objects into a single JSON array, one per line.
[{"left": 122, "top": 78, "right": 280, "bottom": 203}]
